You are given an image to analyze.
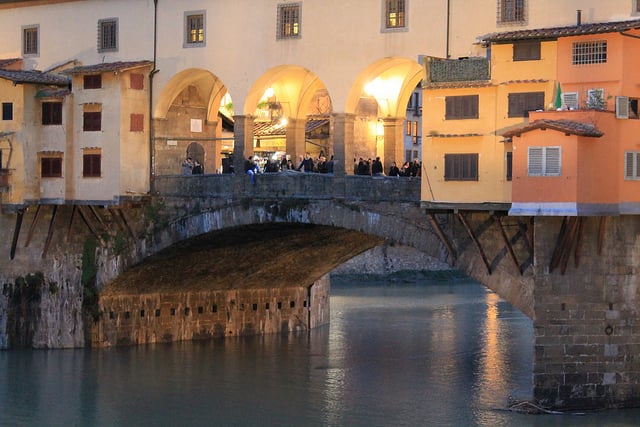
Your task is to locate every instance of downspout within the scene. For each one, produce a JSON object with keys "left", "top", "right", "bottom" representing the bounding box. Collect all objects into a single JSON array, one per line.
[
  {"left": 446, "top": 0, "right": 451, "bottom": 58},
  {"left": 148, "top": 0, "right": 160, "bottom": 194}
]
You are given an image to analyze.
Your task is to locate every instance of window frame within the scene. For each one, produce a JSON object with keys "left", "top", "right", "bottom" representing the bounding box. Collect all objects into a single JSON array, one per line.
[
  {"left": 625, "top": 152, "right": 640, "bottom": 180},
  {"left": 572, "top": 40, "right": 607, "bottom": 65},
  {"left": 83, "top": 152, "right": 102, "bottom": 178},
  {"left": 508, "top": 91, "right": 545, "bottom": 118},
  {"left": 83, "top": 111, "right": 102, "bottom": 132},
  {"left": 83, "top": 74, "right": 102, "bottom": 89},
  {"left": 42, "top": 101, "right": 63, "bottom": 125},
  {"left": 444, "top": 153, "right": 479, "bottom": 181},
  {"left": 528, "top": 146, "right": 561, "bottom": 177},
  {"left": 382, "top": 0, "right": 408, "bottom": 32},
  {"left": 513, "top": 40, "right": 540, "bottom": 61},
  {"left": 2, "top": 103, "right": 13, "bottom": 121},
  {"left": 184, "top": 10, "right": 206, "bottom": 48},
  {"left": 445, "top": 95, "right": 479, "bottom": 120},
  {"left": 22, "top": 24, "right": 39, "bottom": 57},
  {"left": 506, "top": 151, "right": 513, "bottom": 181},
  {"left": 98, "top": 18, "right": 118, "bottom": 52},
  {"left": 276, "top": 2, "right": 302, "bottom": 40},
  {"left": 497, "top": 0, "right": 526, "bottom": 25},
  {"left": 130, "top": 113, "right": 144, "bottom": 132},
  {"left": 41, "top": 156, "right": 63, "bottom": 178}
]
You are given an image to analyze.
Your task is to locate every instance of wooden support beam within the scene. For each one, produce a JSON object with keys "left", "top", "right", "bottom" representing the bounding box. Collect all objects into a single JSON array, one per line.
[
  {"left": 597, "top": 216, "right": 607, "bottom": 255},
  {"left": 574, "top": 217, "right": 586, "bottom": 268},
  {"left": 549, "top": 217, "right": 569, "bottom": 273},
  {"left": 118, "top": 208, "right": 139, "bottom": 244},
  {"left": 42, "top": 205, "right": 58, "bottom": 259},
  {"left": 10, "top": 209, "right": 24, "bottom": 260},
  {"left": 88, "top": 205, "right": 108, "bottom": 232},
  {"left": 494, "top": 215, "right": 522, "bottom": 275},
  {"left": 24, "top": 204, "right": 42, "bottom": 248},
  {"left": 66, "top": 205, "right": 77, "bottom": 243},
  {"left": 77, "top": 206, "right": 105, "bottom": 246},
  {"left": 427, "top": 212, "right": 456, "bottom": 262},
  {"left": 559, "top": 217, "right": 580, "bottom": 275},
  {"left": 458, "top": 212, "right": 492, "bottom": 275}
]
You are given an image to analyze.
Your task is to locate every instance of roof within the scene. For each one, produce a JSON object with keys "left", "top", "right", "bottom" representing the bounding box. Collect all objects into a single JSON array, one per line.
[
  {"left": 62, "top": 60, "right": 153, "bottom": 75},
  {"left": 255, "top": 119, "right": 329, "bottom": 137},
  {"left": 501, "top": 119, "right": 603, "bottom": 138},
  {"left": 0, "top": 58, "right": 21, "bottom": 69},
  {"left": 482, "top": 18, "right": 640, "bottom": 43},
  {"left": 0, "top": 69, "right": 69, "bottom": 85}
]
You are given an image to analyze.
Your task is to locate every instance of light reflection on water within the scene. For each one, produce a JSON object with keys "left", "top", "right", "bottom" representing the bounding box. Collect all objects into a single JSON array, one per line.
[{"left": 1, "top": 279, "right": 639, "bottom": 426}]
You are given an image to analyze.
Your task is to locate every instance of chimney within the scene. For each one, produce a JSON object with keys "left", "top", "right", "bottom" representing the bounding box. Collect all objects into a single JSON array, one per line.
[{"left": 576, "top": 10, "right": 582, "bottom": 26}]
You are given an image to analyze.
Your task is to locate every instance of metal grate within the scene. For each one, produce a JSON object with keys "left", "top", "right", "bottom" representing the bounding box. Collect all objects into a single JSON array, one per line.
[
  {"left": 497, "top": 0, "right": 527, "bottom": 25},
  {"left": 277, "top": 3, "right": 301, "bottom": 39},
  {"left": 572, "top": 41, "right": 607, "bottom": 65}
]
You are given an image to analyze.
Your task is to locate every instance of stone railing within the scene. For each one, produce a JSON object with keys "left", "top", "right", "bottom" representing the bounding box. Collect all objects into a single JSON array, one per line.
[{"left": 154, "top": 171, "right": 421, "bottom": 203}]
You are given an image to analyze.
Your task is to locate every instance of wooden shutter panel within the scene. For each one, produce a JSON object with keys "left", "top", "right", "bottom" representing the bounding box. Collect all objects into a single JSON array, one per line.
[
  {"left": 545, "top": 147, "right": 561, "bottom": 175},
  {"left": 616, "top": 96, "right": 629, "bottom": 119},
  {"left": 562, "top": 92, "right": 579, "bottom": 110},
  {"left": 528, "top": 147, "right": 543, "bottom": 175}
]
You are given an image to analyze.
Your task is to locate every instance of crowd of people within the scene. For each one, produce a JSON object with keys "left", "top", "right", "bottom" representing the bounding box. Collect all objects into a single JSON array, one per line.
[{"left": 182, "top": 153, "right": 422, "bottom": 179}]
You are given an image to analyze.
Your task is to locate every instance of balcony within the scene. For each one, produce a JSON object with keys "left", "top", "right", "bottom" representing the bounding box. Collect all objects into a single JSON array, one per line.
[
  {"left": 424, "top": 56, "right": 490, "bottom": 84},
  {"left": 0, "top": 168, "right": 10, "bottom": 192}
]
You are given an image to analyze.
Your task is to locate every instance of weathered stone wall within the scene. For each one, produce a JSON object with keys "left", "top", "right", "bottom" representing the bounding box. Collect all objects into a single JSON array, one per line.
[{"left": 93, "top": 274, "right": 330, "bottom": 347}]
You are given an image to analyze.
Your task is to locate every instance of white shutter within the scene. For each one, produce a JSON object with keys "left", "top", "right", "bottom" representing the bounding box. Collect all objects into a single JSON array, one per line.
[
  {"left": 616, "top": 96, "right": 630, "bottom": 119},
  {"left": 562, "top": 92, "right": 579, "bottom": 110},
  {"left": 528, "top": 147, "right": 543, "bottom": 176},
  {"left": 545, "top": 147, "right": 561, "bottom": 176}
]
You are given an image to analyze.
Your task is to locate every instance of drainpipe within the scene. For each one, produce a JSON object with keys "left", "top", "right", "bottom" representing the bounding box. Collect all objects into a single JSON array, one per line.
[
  {"left": 149, "top": 0, "right": 160, "bottom": 194},
  {"left": 446, "top": 0, "right": 451, "bottom": 58}
]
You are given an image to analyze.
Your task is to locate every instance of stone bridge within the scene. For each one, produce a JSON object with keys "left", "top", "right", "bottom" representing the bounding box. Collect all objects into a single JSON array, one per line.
[{"left": 1, "top": 172, "right": 640, "bottom": 410}]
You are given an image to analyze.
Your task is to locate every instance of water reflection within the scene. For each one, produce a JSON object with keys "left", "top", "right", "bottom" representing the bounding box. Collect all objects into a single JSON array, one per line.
[{"left": 1, "top": 279, "right": 639, "bottom": 426}]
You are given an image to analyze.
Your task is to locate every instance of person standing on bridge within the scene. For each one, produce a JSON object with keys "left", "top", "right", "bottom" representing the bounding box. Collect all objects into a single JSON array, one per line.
[
  {"left": 244, "top": 155, "right": 258, "bottom": 184},
  {"left": 182, "top": 157, "right": 193, "bottom": 175}
]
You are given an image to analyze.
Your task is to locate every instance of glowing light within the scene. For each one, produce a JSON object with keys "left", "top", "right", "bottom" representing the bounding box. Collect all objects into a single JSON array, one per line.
[{"left": 264, "top": 87, "right": 275, "bottom": 98}]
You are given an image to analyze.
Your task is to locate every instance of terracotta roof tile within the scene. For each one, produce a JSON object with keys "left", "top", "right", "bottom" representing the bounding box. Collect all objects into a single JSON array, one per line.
[
  {"left": 501, "top": 119, "right": 603, "bottom": 138},
  {"left": 482, "top": 18, "right": 640, "bottom": 43},
  {"left": 0, "top": 69, "right": 69, "bottom": 85},
  {"left": 430, "top": 133, "right": 483, "bottom": 138},
  {"left": 0, "top": 58, "right": 22, "bottom": 69},
  {"left": 62, "top": 60, "right": 153, "bottom": 75}
]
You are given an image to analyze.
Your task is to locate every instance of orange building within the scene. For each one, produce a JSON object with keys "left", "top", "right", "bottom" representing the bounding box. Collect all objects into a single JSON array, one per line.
[{"left": 494, "top": 19, "right": 640, "bottom": 215}]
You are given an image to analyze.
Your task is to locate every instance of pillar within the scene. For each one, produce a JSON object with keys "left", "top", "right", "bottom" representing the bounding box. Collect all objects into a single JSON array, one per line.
[
  {"left": 330, "top": 113, "right": 355, "bottom": 176},
  {"left": 382, "top": 117, "right": 405, "bottom": 175},
  {"left": 232, "top": 115, "right": 255, "bottom": 174},
  {"left": 286, "top": 118, "right": 307, "bottom": 161}
]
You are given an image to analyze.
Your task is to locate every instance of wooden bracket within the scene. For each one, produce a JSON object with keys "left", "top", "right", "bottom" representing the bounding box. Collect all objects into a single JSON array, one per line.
[
  {"left": 458, "top": 212, "right": 491, "bottom": 275},
  {"left": 493, "top": 215, "right": 522, "bottom": 275},
  {"left": 427, "top": 212, "right": 456, "bottom": 262}
]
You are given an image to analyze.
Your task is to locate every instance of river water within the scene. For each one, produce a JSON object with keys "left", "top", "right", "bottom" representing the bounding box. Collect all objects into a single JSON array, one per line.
[{"left": 1, "top": 278, "right": 639, "bottom": 426}]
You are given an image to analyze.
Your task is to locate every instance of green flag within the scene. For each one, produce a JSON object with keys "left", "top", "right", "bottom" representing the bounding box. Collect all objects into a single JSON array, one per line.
[{"left": 555, "top": 82, "right": 562, "bottom": 109}]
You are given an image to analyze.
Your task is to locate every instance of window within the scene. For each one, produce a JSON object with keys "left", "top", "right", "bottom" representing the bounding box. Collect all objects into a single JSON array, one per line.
[
  {"left": 83, "top": 75, "right": 102, "bottom": 89},
  {"left": 2, "top": 103, "right": 13, "bottom": 121},
  {"left": 83, "top": 152, "right": 101, "bottom": 177},
  {"left": 41, "top": 157, "right": 62, "bottom": 178},
  {"left": 384, "top": 0, "right": 406, "bottom": 30},
  {"left": 513, "top": 41, "right": 540, "bottom": 61},
  {"left": 130, "top": 113, "right": 144, "bottom": 132},
  {"left": 22, "top": 25, "right": 38, "bottom": 56},
  {"left": 506, "top": 152, "right": 513, "bottom": 181},
  {"left": 405, "top": 121, "right": 412, "bottom": 135},
  {"left": 184, "top": 11, "right": 205, "bottom": 47},
  {"left": 277, "top": 3, "right": 301, "bottom": 39},
  {"left": 616, "top": 96, "right": 640, "bottom": 119},
  {"left": 83, "top": 111, "right": 102, "bottom": 132},
  {"left": 508, "top": 92, "right": 544, "bottom": 118},
  {"left": 561, "top": 92, "right": 579, "bottom": 110},
  {"left": 625, "top": 152, "right": 640, "bottom": 180},
  {"left": 586, "top": 88, "right": 605, "bottom": 110},
  {"left": 42, "top": 102, "right": 62, "bottom": 125},
  {"left": 444, "top": 153, "right": 478, "bottom": 181},
  {"left": 528, "top": 146, "right": 561, "bottom": 176},
  {"left": 130, "top": 73, "right": 144, "bottom": 90},
  {"left": 498, "top": 0, "right": 526, "bottom": 24},
  {"left": 572, "top": 41, "right": 607, "bottom": 65},
  {"left": 98, "top": 18, "right": 118, "bottom": 52},
  {"left": 445, "top": 95, "right": 479, "bottom": 120}
]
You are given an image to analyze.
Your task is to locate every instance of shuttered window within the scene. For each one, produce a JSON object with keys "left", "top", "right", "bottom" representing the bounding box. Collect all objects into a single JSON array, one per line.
[
  {"left": 508, "top": 92, "right": 544, "bottom": 118},
  {"left": 41, "top": 157, "right": 62, "bottom": 178},
  {"left": 528, "top": 146, "right": 561, "bottom": 176},
  {"left": 506, "top": 152, "right": 513, "bottom": 181},
  {"left": 84, "top": 75, "right": 102, "bottom": 89},
  {"left": 444, "top": 153, "right": 478, "bottom": 181},
  {"left": 42, "top": 102, "right": 62, "bottom": 125},
  {"left": 445, "top": 95, "right": 479, "bottom": 120},
  {"left": 83, "top": 111, "right": 101, "bottom": 131},
  {"left": 561, "top": 92, "right": 579, "bottom": 110},
  {"left": 624, "top": 152, "right": 640, "bottom": 180},
  {"left": 83, "top": 153, "right": 101, "bottom": 178},
  {"left": 513, "top": 41, "right": 540, "bottom": 61}
]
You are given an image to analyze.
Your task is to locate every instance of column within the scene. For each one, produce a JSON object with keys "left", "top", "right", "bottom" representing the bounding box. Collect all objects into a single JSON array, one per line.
[
  {"left": 232, "top": 115, "right": 255, "bottom": 174},
  {"left": 330, "top": 113, "right": 355, "bottom": 176},
  {"left": 382, "top": 117, "right": 405, "bottom": 175},
  {"left": 285, "top": 118, "right": 307, "bottom": 161}
]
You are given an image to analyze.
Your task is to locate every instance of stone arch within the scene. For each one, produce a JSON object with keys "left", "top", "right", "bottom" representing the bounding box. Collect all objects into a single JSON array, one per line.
[
  {"left": 153, "top": 69, "right": 233, "bottom": 175},
  {"left": 344, "top": 57, "right": 424, "bottom": 173}
]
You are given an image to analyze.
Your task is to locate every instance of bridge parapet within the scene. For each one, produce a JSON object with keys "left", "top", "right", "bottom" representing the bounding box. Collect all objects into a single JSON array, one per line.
[{"left": 154, "top": 172, "right": 421, "bottom": 202}]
